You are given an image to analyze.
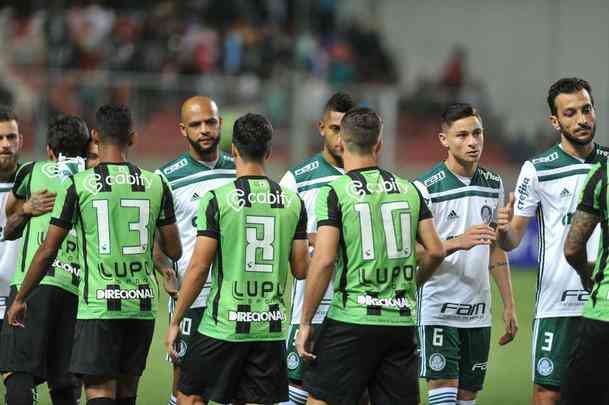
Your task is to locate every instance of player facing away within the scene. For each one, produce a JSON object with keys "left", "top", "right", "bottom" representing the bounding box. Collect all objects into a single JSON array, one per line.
[
  {"left": 563, "top": 161, "right": 609, "bottom": 403},
  {"left": 414, "top": 103, "right": 518, "bottom": 405},
  {"left": 296, "top": 107, "right": 446, "bottom": 405},
  {"left": 497, "top": 77, "right": 609, "bottom": 405},
  {"left": 278, "top": 92, "right": 355, "bottom": 405},
  {"left": 154, "top": 96, "right": 235, "bottom": 405},
  {"left": 0, "top": 115, "right": 91, "bottom": 405},
  {"left": 6, "top": 104, "right": 182, "bottom": 405},
  {"left": 166, "top": 113, "right": 310, "bottom": 405}
]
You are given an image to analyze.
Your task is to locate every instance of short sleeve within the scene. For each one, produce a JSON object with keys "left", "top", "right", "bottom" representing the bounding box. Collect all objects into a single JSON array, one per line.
[
  {"left": 413, "top": 180, "right": 433, "bottom": 213},
  {"left": 578, "top": 163, "right": 605, "bottom": 216},
  {"left": 157, "top": 178, "right": 176, "bottom": 226},
  {"left": 49, "top": 180, "right": 78, "bottom": 229},
  {"left": 12, "top": 162, "right": 34, "bottom": 199},
  {"left": 279, "top": 170, "right": 297, "bottom": 192},
  {"left": 196, "top": 191, "right": 220, "bottom": 239},
  {"left": 414, "top": 185, "right": 433, "bottom": 221},
  {"left": 293, "top": 199, "right": 308, "bottom": 240},
  {"left": 513, "top": 161, "right": 540, "bottom": 217},
  {"left": 316, "top": 186, "right": 340, "bottom": 228}
]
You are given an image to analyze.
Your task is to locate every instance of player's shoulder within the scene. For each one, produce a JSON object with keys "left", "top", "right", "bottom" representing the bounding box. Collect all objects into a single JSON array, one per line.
[
  {"left": 288, "top": 153, "right": 339, "bottom": 184},
  {"left": 527, "top": 144, "right": 571, "bottom": 171},
  {"left": 216, "top": 151, "right": 236, "bottom": 169},
  {"left": 415, "top": 162, "right": 458, "bottom": 193},
  {"left": 474, "top": 166, "right": 502, "bottom": 189},
  {"left": 156, "top": 152, "right": 194, "bottom": 181},
  {"left": 592, "top": 143, "right": 609, "bottom": 163}
]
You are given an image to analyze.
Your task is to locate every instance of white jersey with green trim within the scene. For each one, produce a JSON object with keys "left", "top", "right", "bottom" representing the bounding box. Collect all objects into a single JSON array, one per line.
[
  {"left": 157, "top": 152, "right": 235, "bottom": 308},
  {"left": 414, "top": 162, "right": 504, "bottom": 328},
  {"left": 514, "top": 143, "right": 609, "bottom": 319},
  {"left": 280, "top": 153, "right": 343, "bottom": 325},
  {"left": 0, "top": 171, "right": 20, "bottom": 319}
]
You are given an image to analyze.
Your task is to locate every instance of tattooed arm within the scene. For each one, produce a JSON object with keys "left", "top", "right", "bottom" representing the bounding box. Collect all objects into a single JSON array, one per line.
[
  {"left": 490, "top": 244, "right": 518, "bottom": 345},
  {"left": 564, "top": 209, "right": 600, "bottom": 291}
]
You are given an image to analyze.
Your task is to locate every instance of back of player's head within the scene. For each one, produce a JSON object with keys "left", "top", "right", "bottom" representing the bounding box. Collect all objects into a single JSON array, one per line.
[
  {"left": 340, "top": 107, "right": 383, "bottom": 154},
  {"left": 324, "top": 92, "right": 356, "bottom": 114},
  {"left": 47, "top": 115, "right": 90, "bottom": 158},
  {"left": 232, "top": 113, "right": 273, "bottom": 162},
  {"left": 95, "top": 104, "right": 134, "bottom": 147},
  {"left": 441, "top": 103, "right": 481, "bottom": 130},
  {"left": 547, "top": 77, "right": 593, "bottom": 115},
  {"left": 0, "top": 106, "right": 17, "bottom": 123}
]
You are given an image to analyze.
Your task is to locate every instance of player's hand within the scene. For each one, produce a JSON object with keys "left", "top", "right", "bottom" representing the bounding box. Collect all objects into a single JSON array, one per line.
[
  {"left": 23, "top": 189, "right": 57, "bottom": 217},
  {"left": 496, "top": 192, "right": 515, "bottom": 235},
  {"left": 159, "top": 267, "right": 178, "bottom": 299},
  {"left": 295, "top": 324, "right": 316, "bottom": 361},
  {"left": 6, "top": 298, "right": 27, "bottom": 328},
  {"left": 457, "top": 225, "right": 496, "bottom": 250},
  {"left": 498, "top": 306, "right": 518, "bottom": 346},
  {"left": 165, "top": 322, "right": 181, "bottom": 362}
]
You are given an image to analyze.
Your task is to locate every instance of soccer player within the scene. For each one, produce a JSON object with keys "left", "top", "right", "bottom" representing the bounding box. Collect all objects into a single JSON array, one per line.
[
  {"left": 296, "top": 107, "right": 445, "bottom": 404},
  {"left": 497, "top": 77, "right": 608, "bottom": 405},
  {"left": 279, "top": 91, "right": 355, "bottom": 405},
  {"left": 0, "top": 115, "right": 90, "bottom": 405},
  {"left": 165, "top": 113, "right": 310, "bottom": 405},
  {"left": 6, "top": 104, "right": 182, "bottom": 405},
  {"left": 155, "top": 96, "right": 235, "bottom": 405},
  {"left": 562, "top": 161, "right": 609, "bottom": 404},
  {"left": 414, "top": 103, "right": 517, "bottom": 405}
]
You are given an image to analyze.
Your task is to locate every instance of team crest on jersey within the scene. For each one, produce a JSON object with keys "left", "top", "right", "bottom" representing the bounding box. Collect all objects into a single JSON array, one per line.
[
  {"left": 480, "top": 205, "right": 493, "bottom": 224},
  {"left": 537, "top": 357, "right": 554, "bottom": 377},
  {"left": 287, "top": 352, "right": 300, "bottom": 370},
  {"left": 429, "top": 353, "right": 446, "bottom": 371}
]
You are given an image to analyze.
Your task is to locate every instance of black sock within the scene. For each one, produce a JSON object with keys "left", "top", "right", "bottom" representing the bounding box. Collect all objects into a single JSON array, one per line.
[
  {"left": 87, "top": 399, "right": 115, "bottom": 405},
  {"left": 50, "top": 385, "right": 79, "bottom": 405},
  {"left": 116, "top": 398, "right": 136, "bottom": 405},
  {"left": 5, "top": 373, "right": 35, "bottom": 405}
]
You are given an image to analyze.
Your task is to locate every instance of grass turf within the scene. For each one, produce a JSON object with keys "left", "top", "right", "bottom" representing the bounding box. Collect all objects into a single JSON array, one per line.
[{"left": 5, "top": 269, "right": 538, "bottom": 404}]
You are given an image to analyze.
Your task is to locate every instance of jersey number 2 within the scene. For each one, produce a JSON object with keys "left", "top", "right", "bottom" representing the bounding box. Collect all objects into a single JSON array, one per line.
[
  {"left": 93, "top": 199, "right": 150, "bottom": 255},
  {"left": 354, "top": 202, "right": 412, "bottom": 260}
]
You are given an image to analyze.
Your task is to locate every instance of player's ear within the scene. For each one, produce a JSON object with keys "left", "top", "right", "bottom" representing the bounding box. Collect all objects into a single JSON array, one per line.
[
  {"left": 548, "top": 115, "right": 561, "bottom": 132},
  {"left": 374, "top": 135, "right": 384, "bottom": 157},
  {"left": 438, "top": 132, "right": 449, "bottom": 148},
  {"left": 218, "top": 116, "right": 223, "bottom": 131},
  {"left": 317, "top": 120, "right": 324, "bottom": 137},
  {"left": 129, "top": 131, "right": 139, "bottom": 147},
  {"left": 46, "top": 145, "right": 56, "bottom": 161},
  {"left": 91, "top": 129, "right": 101, "bottom": 143},
  {"left": 231, "top": 143, "right": 239, "bottom": 160},
  {"left": 264, "top": 148, "right": 272, "bottom": 162},
  {"left": 179, "top": 122, "right": 187, "bottom": 138}
]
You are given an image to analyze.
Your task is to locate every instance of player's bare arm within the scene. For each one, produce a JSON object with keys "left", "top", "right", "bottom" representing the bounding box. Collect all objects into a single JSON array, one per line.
[
  {"left": 153, "top": 236, "right": 179, "bottom": 298},
  {"left": 415, "top": 218, "right": 445, "bottom": 286},
  {"left": 419, "top": 224, "right": 496, "bottom": 261},
  {"left": 489, "top": 243, "right": 518, "bottom": 345},
  {"left": 296, "top": 225, "right": 338, "bottom": 361},
  {"left": 3, "top": 189, "right": 56, "bottom": 240},
  {"left": 291, "top": 238, "right": 310, "bottom": 280},
  {"left": 157, "top": 222, "right": 182, "bottom": 261},
  {"left": 564, "top": 209, "right": 599, "bottom": 290},
  {"left": 165, "top": 235, "right": 216, "bottom": 359},
  {"left": 496, "top": 192, "right": 532, "bottom": 251},
  {"left": 6, "top": 224, "right": 68, "bottom": 326}
]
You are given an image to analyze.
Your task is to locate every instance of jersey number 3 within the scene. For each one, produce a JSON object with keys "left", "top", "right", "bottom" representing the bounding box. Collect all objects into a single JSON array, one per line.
[{"left": 93, "top": 199, "right": 150, "bottom": 255}]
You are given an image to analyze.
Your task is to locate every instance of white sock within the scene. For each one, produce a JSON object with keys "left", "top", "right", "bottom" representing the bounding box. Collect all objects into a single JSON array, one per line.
[
  {"left": 428, "top": 387, "right": 458, "bottom": 405},
  {"left": 168, "top": 394, "right": 177, "bottom": 405},
  {"left": 277, "top": 385, "right": 308, "bottom": 404},
  {"left": 458, "top": 401, "right": 476, "bottom": 405}
]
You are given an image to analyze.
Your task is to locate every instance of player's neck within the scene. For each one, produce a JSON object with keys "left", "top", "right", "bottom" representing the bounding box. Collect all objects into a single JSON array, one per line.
[
  {"left": 321, "top": 148, "right": 343, "bottom": 169},
  {"left": 189, "top": 147, "right": 218, "bottom": 164},
  {"left": 344, "top": 155, "right": 378, "bottom": 172},
  {"left": 445, "top": 154, "right": 477, "bottom": 177},
  {"left": 560, "top": 138, "right": 595, "bottom": 160},
  {"left": 98, "top": 144, "right": 128, "bottom": 164},
  {"left": 236, "top": 162, "right": 266, "bottom": 178},
  {"left": 0, "top": 163, "right": 17, "bottom": 182}
]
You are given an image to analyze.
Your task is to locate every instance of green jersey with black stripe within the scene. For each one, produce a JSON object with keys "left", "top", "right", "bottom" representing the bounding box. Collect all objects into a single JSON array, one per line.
[
  {"left": 577, "top": 161, "right": 609, "bottom": 322},
  {"left": 50, "top": 162, "right": 176, "bottom": 319},
  {"left": 513, "top": 144, "right": 609, "bottom": 319},
  {"left": 196, "top": 176, "right": 307, "bottom": 341},
  {"left": 12, "top": 158, "right": 86, "bottom": 295},
  {"left": 316, "top": 167, "right": 432, "bottom": 326}
]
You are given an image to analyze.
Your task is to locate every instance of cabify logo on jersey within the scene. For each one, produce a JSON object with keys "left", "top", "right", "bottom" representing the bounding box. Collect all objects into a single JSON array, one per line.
[
  {"left": 41, "top": 157, "right": 86, "bottom": 181},
  {"left": 346, "top": 178, "right": 407, "bottom": 201},
  {"left": 83, "top": 169, "right": 152, "bottom": 195},
  {"left": 226, "top": 188, "right": 293, "bottom": 212}
]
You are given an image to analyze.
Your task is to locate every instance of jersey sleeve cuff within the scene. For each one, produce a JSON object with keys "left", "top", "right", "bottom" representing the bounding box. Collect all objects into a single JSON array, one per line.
[
  {"left": 197, "top": 230, "right": 219, "bottom": 239},
  {"left": 317, "top": 219, "right": 339, "bottom": 228},
  {"left": 50, "top": 217, "right": 72, "bottom": 229},
  {"left": 156, "top": 216, "right": 176, "bottom": 227},
  {"left": 577, "top": 203, "right": 602, "bottom": 217}
]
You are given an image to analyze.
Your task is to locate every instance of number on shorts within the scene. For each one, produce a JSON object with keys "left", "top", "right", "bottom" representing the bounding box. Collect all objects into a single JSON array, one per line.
[{"left": 432, "top": 328, "right": 444, "bottom": 347}]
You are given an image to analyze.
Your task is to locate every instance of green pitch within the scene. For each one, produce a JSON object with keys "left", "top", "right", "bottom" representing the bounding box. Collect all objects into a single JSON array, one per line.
[{"left": 4, "top": 269, "right": 538, "bottom": 404}]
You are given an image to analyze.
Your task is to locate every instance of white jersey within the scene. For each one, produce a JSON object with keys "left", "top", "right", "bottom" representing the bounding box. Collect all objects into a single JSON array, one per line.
[
  {"left": 157, "top": 152, "right": 235, "bottom": 308},
  {"left": 514, "top": 143, "right": 609, "bottom": 319},
  {"left": 280, "top": 153, "right": 343, "bottom": 325},
  {"left": 415, "top": 162, "right": 504, "bottom": 328},
  {"left": 0, "top": 171, "right": 21, "bottom": 319}
]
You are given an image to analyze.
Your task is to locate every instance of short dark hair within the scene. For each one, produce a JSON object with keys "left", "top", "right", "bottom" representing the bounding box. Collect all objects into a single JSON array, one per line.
[
  {"left": 95, "top": 104, "right": 134, "bottom": 147},
  {"left": 547, "top": 77, "right": 593, "bottom": 116},
  {"left": 340, "top": 107, "right": 383, "bottom": 154},
  {"left": 47, "top": 115, "right": 90, "bottom": 158},
  {"left": 324, "top": 92, "right": 356, "bottom": 114},
  {"left": 232, "top": 113, "right": 273, "bottom": 162},
  {"left": 0, "top": 106, "right": 17, "bottom": 123},
  {"left": 441, "top": 103, "right": 481, "bottom": 129}
]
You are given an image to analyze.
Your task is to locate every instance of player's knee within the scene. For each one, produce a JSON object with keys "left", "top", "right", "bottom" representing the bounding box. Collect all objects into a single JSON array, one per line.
[
  {"left": 49, "top": 383, "right": 81, "bottom": 405},
  {"left": 4, "top": 372, "right": 36, "bottom": 405},
  {"left": 457, "top": 388, "right": 478, "bottom": 400},
  {"left": 534, "top": 384, "right": 561, "bottom": 401},
  {"left": 116, "top": 375, "right": 139, "bottom": 398},
  {"left": 427, "top": 378, "right": 459, "bottom": 389},
  {"left": 176, "top": 391, "right": 207, "bottom": 405}
]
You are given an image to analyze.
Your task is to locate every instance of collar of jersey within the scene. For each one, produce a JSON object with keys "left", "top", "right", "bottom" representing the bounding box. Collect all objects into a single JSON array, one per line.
[
  {"left": 185, "top": 151, "right": 226, "bottom": 170},
  {"left": 347, "top": 166, "right": 379, "bottom": 173},
  {"left": 98, "top": 161, "right": 130, "bottom": 166},
  {"left": 556, "top": 142, "right": 599, "bottom": 164},
  {"left": 237, "top": 175, "right": 268, "bottom": 180}
]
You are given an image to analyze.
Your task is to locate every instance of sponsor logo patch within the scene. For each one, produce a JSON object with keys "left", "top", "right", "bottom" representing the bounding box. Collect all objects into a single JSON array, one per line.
[
  {"left": 287, "top": 352, "right": 300, "bottom": 370},
  {"left": 537, "top": 357, "right": 554, "bottom": 377},
  {"left": 429, "top": 353, "right": 447, "bottom": 371}
]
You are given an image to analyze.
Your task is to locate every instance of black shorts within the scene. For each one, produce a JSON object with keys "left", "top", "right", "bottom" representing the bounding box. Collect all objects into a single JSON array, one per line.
[
  {"left": 0, "top": 285, "right": 78, "bottom": 386},
  {"left": 304, "top": 318, "right": 419, "bottom": 405},
  {"left": 178, "top": 332, "right": 288, "bottom": 404},
  {"left": 562, "top": 317, "right": 609, "bottom": 404},
  {"left": 70, "top": 318, "right": 154, "bottom": 378}
]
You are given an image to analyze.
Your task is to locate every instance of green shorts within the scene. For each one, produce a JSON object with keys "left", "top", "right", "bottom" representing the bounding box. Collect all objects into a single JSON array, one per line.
[
  {"left": 286, "top": 324, "right": 320, "bottom": 382},
  {"left": 532, "top": 316, "right": 580, "bottom": 388},
  {"left": 418, "top": 325, "right": 491, "bottom": 392},
  {"left": 167, "top": 299, "right": 205, "bottom": 365}
]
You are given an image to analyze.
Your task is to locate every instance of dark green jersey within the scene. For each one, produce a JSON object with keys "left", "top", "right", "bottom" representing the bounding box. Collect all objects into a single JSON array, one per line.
[
  {"left": 316, "top": 167, "right": 432, "bottom": 326},
  {"left": 196, "top": 176, "right": 307, "bottom": 342},
  {"left": 51, "top": 162, "right": 176, "bottom": 319},
  {"left": 12, "top": 159, "right": 86, "bottom": 295},
  {"left": 578, "top": 161, "right": 609, "bottom": 322}
]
